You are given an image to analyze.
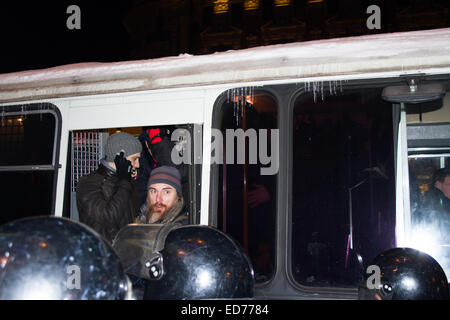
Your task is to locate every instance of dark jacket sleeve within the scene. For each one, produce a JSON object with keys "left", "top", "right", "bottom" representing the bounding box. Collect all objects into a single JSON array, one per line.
[
  {"left": 77, "top": 172, "right": 139, "bottom": 243},
  {"left": 136, "top": 154, "right": 153, "bottom": 206}
]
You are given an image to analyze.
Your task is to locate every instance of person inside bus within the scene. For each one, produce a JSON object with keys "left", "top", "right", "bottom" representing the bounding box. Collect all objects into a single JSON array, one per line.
[
  {"left": 415, "top": 167, "right": 450, "bottom": 221},
  {"left": 413, "top": 167, "right": 450, "bottom": 245},
  {"left": 135, "top": 165, "right": 188, "bottom": 225},
  {"left": 76, "top": 132, "right": 142, "bottom": 244},
  {"left": 136, "top": 127, "right": 189, "bottom": 207},
  {"left": 435, "top": 167, "right": 450, "bottom": 203},
  {"left": 136, "top": 127, "right": 165, "bottom": 205}
]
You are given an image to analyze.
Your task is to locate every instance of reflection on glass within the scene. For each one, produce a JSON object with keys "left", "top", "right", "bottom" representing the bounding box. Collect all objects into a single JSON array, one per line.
[
  {"left": 217, "top": 92, "right": 277, "bottom": 283},
  {"left": 409, "top": 158, "right": 450, "bottom": 280},
  {"left": 0, "top": 113, "right": 55, "bottom": 166},
  {"left": 0, "top": 171, "right": 54, "bottom": 225},
  {"left": 291, "top": 87, "right": 396, "bottom": 288}
]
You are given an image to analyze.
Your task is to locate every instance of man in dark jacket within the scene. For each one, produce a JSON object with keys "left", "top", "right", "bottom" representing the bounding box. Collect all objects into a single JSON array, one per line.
[
  {"left": 415, "top": 167, "right": 450, "bottom": 223},
  {"left": 412, "top": 167, "right": 450, "bottom": 250},
  {"left": 76, "top": 132, "right": 142, "bottom": 243},
  {"left": 434, "top": 167, "right": 450, "bottom": 204}
]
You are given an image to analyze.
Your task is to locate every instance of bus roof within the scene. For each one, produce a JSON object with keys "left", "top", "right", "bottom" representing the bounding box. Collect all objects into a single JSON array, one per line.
[{"left": 1, "top": 28, "right": 450, "bottom": 103}]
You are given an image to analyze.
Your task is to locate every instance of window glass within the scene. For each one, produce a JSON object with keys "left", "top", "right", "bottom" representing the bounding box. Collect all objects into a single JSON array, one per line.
[
  {"left": 0, "top": 112, "right": 55, "bottom": 166},
  {"left": 291, "top": 87, "right": 396, "bottom": 288},
  {"left": 216, "top": 91, "right": 278, "bottom": 283},
  {"left": 0, "top": 171, "right": 54, "bottom": 225},
  {"left": 0, "top": 104, "right": 59, "bottom": 225},
  {"left": 409, "top": 154, "right": 450, "bottom": 280},
  {"left": 66, "top": 125, "right": 195, "bottom": 223}
]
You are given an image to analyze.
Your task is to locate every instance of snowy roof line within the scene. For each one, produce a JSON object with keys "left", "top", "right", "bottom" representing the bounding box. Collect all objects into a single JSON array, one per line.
[{"left": 1, "top": 28, "right": 450, "bottom": 102}]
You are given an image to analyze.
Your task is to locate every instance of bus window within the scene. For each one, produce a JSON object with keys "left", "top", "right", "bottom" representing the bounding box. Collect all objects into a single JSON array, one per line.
[
  {"left": 65, "top": 125, "right": 197, "bottom": 224},
  {"left": 0, "top": 103, "right": 60, "bottom": 225},
  {"left": 291, "top": 86, "right": 396, "bottom": 288},
  {"left": 215, "top": 91, "right": 278, "bottom": 283},
  {"left": 408, "top": 123, "right": 450, "bottom": 281}
]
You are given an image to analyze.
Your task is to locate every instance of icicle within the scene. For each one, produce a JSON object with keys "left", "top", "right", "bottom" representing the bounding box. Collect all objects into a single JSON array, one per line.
[
  {"left": 233, "top": 88, "right": 238, "bottom": 127},
  {"left": 312, "top": 82, "right": 317, "bottom": 103},
  {"left": 232, "top": 89, "right": 235, "bottom": 124},
  {"left": 240, "top": 87, "right": 244, "bottom": 121},
  {"left": 320, "top": 81, "right": 324, "bottom": 101},
  {"left": 236, "top": 88, "right": 240, "bottom": 127},
  {"left": 228, "top": 86, "right": 257, "bottom": 127}
]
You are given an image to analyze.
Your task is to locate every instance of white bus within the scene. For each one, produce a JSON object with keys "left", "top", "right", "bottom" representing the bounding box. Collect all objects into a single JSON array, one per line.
[{"left": 1, "top": 27, "right": 449, "bottom": 299}]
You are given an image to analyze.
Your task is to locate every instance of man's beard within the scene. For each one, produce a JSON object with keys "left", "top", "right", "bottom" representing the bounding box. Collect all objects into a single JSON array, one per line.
[{"left": 147, "top": 202, "right": 169, "bottom": 223}]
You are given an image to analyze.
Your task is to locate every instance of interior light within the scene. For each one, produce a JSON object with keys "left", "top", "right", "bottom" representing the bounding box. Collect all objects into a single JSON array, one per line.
[
  {"left": 244, "top": 0, "right": 259, "bottom": 10},
  {"left": 214, "top": 0, "right": 229, "bottom": 14},
  {"left": 275, "top": 0, "right": 291, "bottom": 7}
]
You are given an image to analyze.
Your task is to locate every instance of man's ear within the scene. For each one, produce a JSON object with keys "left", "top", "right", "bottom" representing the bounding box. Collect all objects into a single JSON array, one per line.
[{"left": 435, "top": 180, "right": 443, "bottom": 191}]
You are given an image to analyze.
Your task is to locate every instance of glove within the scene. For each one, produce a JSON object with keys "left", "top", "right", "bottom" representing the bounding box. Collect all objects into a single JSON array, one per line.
[{"left": 114, "top": 152, "right": 132, "bottom": 180}]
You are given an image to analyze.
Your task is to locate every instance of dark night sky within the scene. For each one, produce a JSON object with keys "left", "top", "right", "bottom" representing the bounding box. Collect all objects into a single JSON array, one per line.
[
  {"left": 1, "top": 1, "right": 449, "bottom": 75},
  {"left": 0, "top": 1, "right": 131, "bottom": 74}
]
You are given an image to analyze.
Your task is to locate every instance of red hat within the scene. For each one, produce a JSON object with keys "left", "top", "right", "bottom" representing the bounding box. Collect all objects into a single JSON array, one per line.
[{"left": 146, "top": 128, "right": 162, "bottom": 144}]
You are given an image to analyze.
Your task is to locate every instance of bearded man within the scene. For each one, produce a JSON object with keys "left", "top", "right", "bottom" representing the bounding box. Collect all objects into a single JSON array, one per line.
[{"left": 136, "top": 166, "right": 188, "bottom": 225}]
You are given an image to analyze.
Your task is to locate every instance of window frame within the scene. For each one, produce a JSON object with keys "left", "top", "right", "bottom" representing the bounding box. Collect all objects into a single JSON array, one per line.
[
  {"left": 406, "top": 122, "right": 450, "bottom": 280},
  {"left": 209, "top": 86, "right": 281, "bottom": 287},
  {"left": 64, "top": 123, "right": 202, "bottom": 225},
  {"left": 208, "top": 76, "right": 448, "bottom": 298},
  {"left": 0, "top": 103, "right": 62, "bottom": 216},
  {"left": 286, "top": 79, "right": 404, "bottom": 297}
]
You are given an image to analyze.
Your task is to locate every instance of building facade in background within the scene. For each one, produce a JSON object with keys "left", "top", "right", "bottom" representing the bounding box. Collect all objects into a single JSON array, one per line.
[{"left": 123, "top": 0, "right": 450, "bottom": 59}]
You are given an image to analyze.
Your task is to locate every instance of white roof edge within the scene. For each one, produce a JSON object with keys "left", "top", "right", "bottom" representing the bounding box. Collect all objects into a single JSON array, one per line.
[{"left": 1, "top": 28, "right": 450, "bottom": 102}]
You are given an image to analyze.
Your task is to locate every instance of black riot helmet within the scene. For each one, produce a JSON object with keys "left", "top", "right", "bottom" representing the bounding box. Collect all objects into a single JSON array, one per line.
[
  {"left": 358, "top": 247, "right": 449, "bottom": 300},
  {"left": 113, "top": 224, "right": 255, "bottom": 299},
  {"left": 0, "top": 216, "right": 132, "bottom": 300}
]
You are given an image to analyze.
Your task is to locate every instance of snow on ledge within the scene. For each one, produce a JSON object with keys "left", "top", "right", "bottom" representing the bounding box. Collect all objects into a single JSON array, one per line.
[{"left": 1, "top": 28, "right": 450, "bottom": 102}]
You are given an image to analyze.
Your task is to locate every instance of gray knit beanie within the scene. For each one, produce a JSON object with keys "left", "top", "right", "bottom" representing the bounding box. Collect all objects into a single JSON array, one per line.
[{"left": 104, "top": 132, "right": 142, "bottom": 161}]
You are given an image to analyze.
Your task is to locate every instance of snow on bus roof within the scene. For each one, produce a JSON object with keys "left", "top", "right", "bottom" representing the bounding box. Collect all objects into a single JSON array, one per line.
[{"left": 1, "top": 28, "right": 450, "bottom": 102}]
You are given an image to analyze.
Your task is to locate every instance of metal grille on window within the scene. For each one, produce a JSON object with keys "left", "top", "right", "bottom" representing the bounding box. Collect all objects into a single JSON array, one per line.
[{"left": 71, "top": 131, "right": 108, "bottom": 192}]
